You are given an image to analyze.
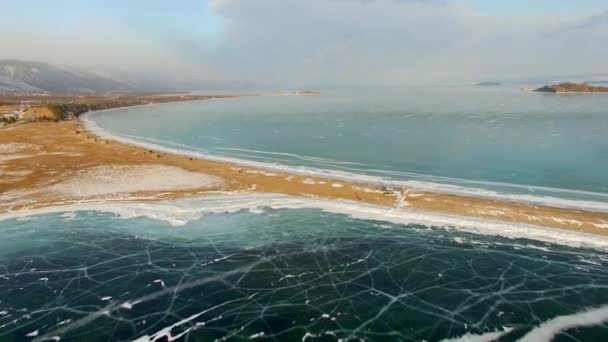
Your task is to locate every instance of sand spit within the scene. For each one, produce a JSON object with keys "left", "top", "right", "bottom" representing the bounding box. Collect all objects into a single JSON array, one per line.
[{"left": 2, "top": 119, "right": 608, "bottom": 240}]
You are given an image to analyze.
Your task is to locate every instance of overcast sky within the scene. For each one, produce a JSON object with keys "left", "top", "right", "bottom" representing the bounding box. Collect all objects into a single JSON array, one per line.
[{"left": 1, "top": 0, "right": 607, "bottom": 86}]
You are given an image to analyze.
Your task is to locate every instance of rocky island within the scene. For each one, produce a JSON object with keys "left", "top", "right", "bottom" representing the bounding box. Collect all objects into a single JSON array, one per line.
[
  {"left": 535, "top": 82, "right": 608, "bottom": 93},
  {"left": 296, "top": 90, "right": 321, "bottom": 95}
]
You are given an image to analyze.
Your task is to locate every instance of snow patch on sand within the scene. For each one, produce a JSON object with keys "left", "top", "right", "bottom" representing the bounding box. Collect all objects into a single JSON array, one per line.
[
  {"left": 0, "top": 154, "right": 32, "bottom": 163},
  {"left": 2, "top": 170, "right": 33, "bottom": 177},
  {"left": 0, "top": 143, "right": 38, "bottom": 154},
  {"left": 302, "top": 178, "right": 316, "bottom": 185},
  {"left": 49, "top": 165, "right": 222, "bottom": 198},
  {"left": 593, "top": 221, "right": 608, "bottom": 229},
  {"left": 244, "top": 170, "right": 278, "bottom": 177},
  {"left": 0, "top": 189, "right": 37, "bottom": 207}
]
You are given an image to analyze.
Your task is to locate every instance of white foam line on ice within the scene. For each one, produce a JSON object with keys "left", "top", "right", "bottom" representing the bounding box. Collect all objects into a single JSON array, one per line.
[
  {"left": 519, "top": 304, "right": 608, "bottom": 342},
  {"left": 131, "top": 296, "right": 248, "bottom": 342},
  {"left": 439, "top": 327, "right": 513, "bottom": 342},
  {"left": 3, "top": 193, "right": 608, "bottom": 251},
  {"left": 213, "top": 146, "right": 367, "bottom": 166},
  {"left": 81, "top": 111, "right": 608, "bottom": 213}
]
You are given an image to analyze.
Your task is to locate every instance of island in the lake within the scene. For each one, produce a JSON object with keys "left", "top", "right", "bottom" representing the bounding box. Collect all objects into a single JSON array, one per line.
[
  {"left": 475, "top": 81, "right": 501, "bottom": 86},
  {"left": 535, "top": 82, "right": 608, "bottom": 93}
]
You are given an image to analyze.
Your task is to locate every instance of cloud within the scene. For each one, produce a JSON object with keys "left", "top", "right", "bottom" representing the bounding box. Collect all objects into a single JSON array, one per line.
[
  {"left": 579, "top": 10, "right": 608, "bottom": 28},
  {"left": 0, "top": 18, "right": 221, "bottom": 82},
  {"left": 208, "top": 0, "right": 471, "bottom": 84},
  {"left": 201, "top": 0, "right": 608, "bottom": 85},
  {"left": 0, "top": 0, "right": 606, "bottom": 86}
]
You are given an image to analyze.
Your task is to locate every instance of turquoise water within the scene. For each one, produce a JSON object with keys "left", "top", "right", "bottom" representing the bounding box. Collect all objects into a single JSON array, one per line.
[
  {"left": 92, "top": 86, "right": 608, "bottom": 205},
  {"left": 1, "top": 210, "right": 608, "bottom": 341}
]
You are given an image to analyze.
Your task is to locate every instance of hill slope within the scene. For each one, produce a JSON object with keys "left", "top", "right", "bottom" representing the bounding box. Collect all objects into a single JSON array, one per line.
[
  {"left": 0, "top": 60, "right": 134, "bottom": 93},
  {"left": 535, "top": 82, "right": 608, "bottom": 93}
]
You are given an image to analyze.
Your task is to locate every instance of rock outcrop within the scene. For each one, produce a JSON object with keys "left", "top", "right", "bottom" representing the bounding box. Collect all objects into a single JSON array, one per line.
[{"left": 535, "top": 82, "right": 608, "bottom": 93}]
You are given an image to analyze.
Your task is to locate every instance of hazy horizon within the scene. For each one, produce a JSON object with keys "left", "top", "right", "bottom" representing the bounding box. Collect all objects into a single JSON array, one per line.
[{"left": 1, "top": 0, "right": 607, "bottom": 87}]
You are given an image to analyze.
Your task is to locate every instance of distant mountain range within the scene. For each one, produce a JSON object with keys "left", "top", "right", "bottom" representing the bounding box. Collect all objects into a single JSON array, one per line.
[
  {"left": 0, "top": 59, "right": 138, "bottom": 93},
  {"left": 0, "top": 59, "right": 253, "bottom": 94},
  {"left": 475, "top": 81, "right": 501, "bottom": 86}
]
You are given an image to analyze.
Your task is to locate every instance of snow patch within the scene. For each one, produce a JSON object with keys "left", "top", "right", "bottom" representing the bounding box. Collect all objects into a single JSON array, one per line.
[{"left": 49, "top": 165, "right": 222, "bottom": 198}]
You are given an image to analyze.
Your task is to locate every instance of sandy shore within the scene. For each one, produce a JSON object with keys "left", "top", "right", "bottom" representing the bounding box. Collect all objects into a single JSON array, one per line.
[{"left": 2, "top": 117, "right": 608, "bottom": 238}]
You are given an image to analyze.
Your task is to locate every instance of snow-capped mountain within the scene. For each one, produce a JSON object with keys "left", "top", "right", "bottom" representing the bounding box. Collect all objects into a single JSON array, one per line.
[{"left": 0, "top": 59, "right": 135, "bottom": 93}]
